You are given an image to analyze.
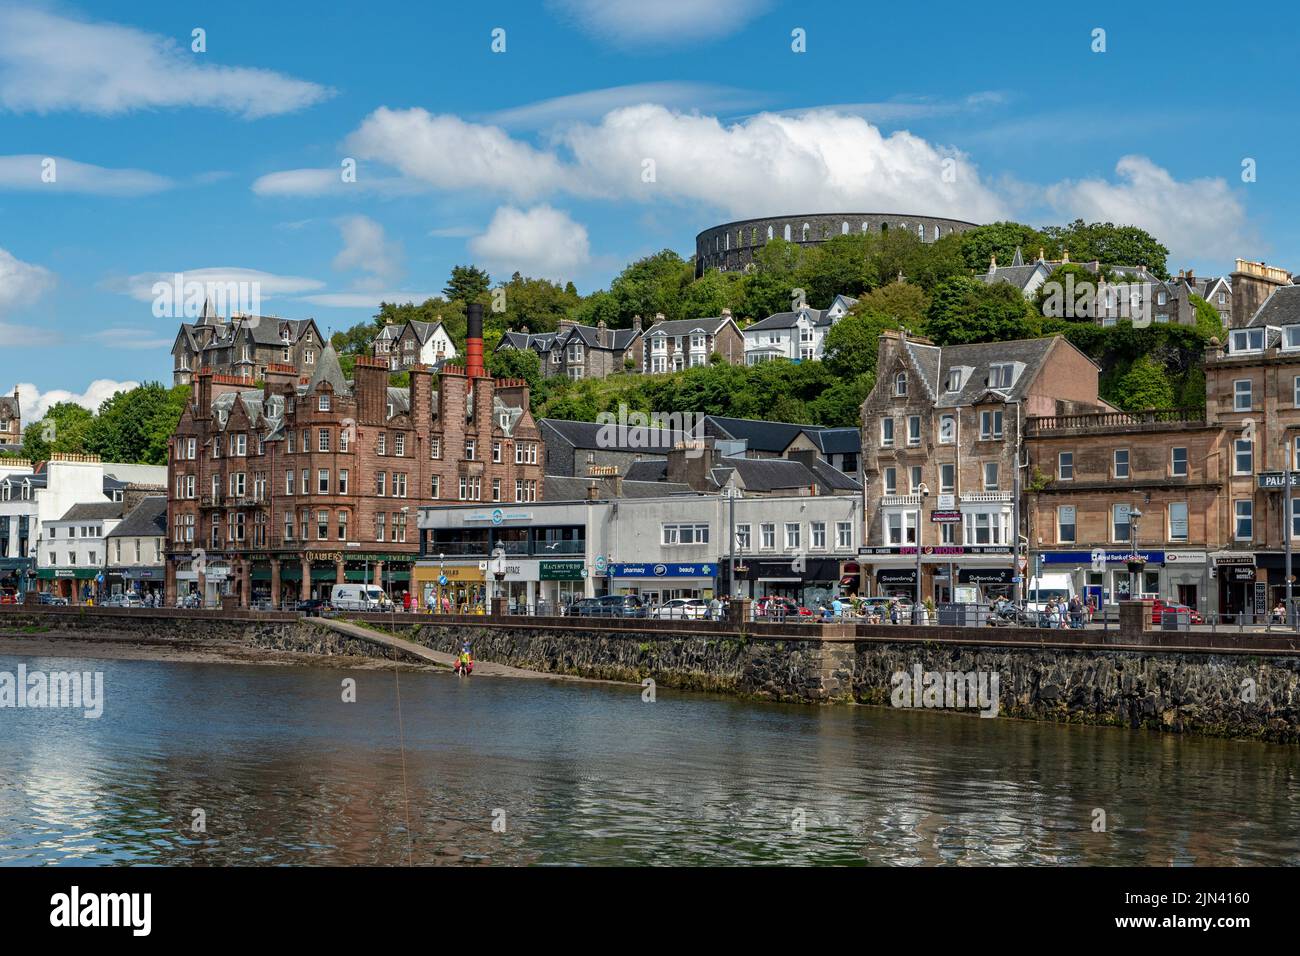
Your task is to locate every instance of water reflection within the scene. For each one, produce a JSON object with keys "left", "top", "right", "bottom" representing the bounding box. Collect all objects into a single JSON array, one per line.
[{"left": 0, "top": 654, "right": 1297, "bottom": 865}]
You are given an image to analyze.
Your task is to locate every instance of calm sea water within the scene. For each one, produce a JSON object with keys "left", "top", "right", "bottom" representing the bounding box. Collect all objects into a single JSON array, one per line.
[{"left": 0, "top": 653, "right": 1297, "bottom": 866}]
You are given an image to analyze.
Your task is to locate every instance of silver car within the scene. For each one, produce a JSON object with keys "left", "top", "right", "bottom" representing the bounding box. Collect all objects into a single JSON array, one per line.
[{"left": 650, "top": 598, "right": 708, "bottom": 620}]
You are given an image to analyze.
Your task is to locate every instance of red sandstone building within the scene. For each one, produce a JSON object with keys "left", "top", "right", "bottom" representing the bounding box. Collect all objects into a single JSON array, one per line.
[{"left": 164, "top": 304, "right": 543, "bottom": 606}]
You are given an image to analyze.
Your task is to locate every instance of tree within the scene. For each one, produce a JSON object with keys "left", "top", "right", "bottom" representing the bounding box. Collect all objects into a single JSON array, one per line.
[
  {"left": 495, "top": 272, "right": 582, "bottom": 334},
  {"left": 956, "top": 221, "right": 1057, "bottom": 273},
  {"left": 680, "top": 268, "right": 747, "bottom": 320},
  {"left": 856, "top": 280, "right": 929, "bottom": 327},
  {"left": 793, "top": 234, "right": 873, "bottom": 307},
  {"left": 822, "top": 307, "right": 900, "bottom": 379},
  {"left": 1113, "top": 354, "right": 1176, "bottom": 410},
  {"left": 21, "top": 402, "right": 94, "bottom": 459},
  {"left": 1190, "top": 293, "right": 1226, "bottom": 340},
  {"left": 606, "top": 250, "right": 694, "bottom": 325},
  {"left": 443, "top": 265, "right": 492, "bottom": 304},
  {"left": 925, "top": 276, "right": 1040, "bottom": 345},
  {"left": 1041, "top": 220, "right": 1170, "bottom": 278},
  {"left": 486, "top": 347, "right": 542, "bottom": 393},
  {"left": 1034, "top": 263, "right": 1108, "bottom": 319}
]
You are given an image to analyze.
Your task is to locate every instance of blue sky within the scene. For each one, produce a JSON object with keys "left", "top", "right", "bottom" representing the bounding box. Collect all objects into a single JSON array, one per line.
[{"left": 0, "top": 0, "right": 1293, "bottom": 417}]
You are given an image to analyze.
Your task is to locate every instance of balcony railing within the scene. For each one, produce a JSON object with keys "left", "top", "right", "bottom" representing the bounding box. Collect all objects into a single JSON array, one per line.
[
  {"left": 960, "top": 492, "right": 1013, "bottom": 503},
  {"left": 881, "top": 494, "right": 922, "bottom": 506},
  {"left": 1025, "top": 408, "right": 1205, "bottom": 436}
]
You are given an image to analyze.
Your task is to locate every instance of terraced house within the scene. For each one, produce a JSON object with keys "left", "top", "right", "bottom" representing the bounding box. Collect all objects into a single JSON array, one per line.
[
  {"left": 371, "top": 318, "right": 456, "bottom": 371},
  {"left": 642, "top": 311, "right": 744, "bottom": 372},
  {"left": 497, "top": 317, "right": 643, "bottom": 380},
  {"left": 165, "top": 304, "right": 544, "bottom": 608}
]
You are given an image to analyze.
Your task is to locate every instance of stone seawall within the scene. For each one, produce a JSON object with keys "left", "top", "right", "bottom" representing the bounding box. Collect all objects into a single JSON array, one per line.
[
  {"left": 386, "top": 621, "right": 1300, "bottom": 742},
  {"left": 3, "top": 607, "right": 1299, "bottom": 741}
]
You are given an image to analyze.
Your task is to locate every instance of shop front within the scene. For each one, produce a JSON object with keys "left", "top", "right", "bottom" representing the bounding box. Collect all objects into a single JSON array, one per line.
[
  {"left": 1036, "top": 549, "right": 1204, "bottom": 611},
  {"left": 727, "top": 557, "right": 847, "bottom": 606},
  {"left": 860, "top": 545, "right": 1014, "bottom": 605},
  {"left": 538, "top": 559, "right": 588, "bottom": 611},
  {"left": 37, "top": 567, "right": 99, "bottom": 601},
  {"left": 110, "top": 566, "right": 165, "bottom": 601},
  {"left": 608, "top": 562, "right": 717, "bottom": 604},
  {"left": 411, "top": 561, "right": 486, "bottom": 613},
  {"left": 0, "top": 557, "right": 33, "bottom": 597}
]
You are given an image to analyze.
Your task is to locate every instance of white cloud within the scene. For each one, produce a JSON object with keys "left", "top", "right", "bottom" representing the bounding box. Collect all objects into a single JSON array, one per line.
[
  {"left": 320, "top": 105, "right": 1006, "bottom": 222},
  {"left": 89, "top": 328, "right": 174, "bottom": 350},
  {"left": 114, "top": 267, "right": 324, "bottom": 304},
  {"left": 485, "top": 82, "right": 756, "bottom": 129},
  {"left": 1043, "top": 156, "right": 1249, "bottom": 261},
  {"left": 562, "top": 105, "right": 1007, "bottom": 222},
  {"left": 10, "top": 380, "right": 137, "bottom": 423},
  {"left": 0, "top": 322, "right": 60, "bottom": 347},
  {"left": 298, "top": 291, "right": 441, "bottom": 309},
  {"left": 332, "top": 215, "right": 403, "bottom": 285},
  {"left": 548, "top": 0, "right": 772, "bottom": 47},
  {"left": 428, "top": 225, "right": 479, "bottom": 238},
  {"left": 0, "top": 246, "right": 55, "bottom": 314},
  {"left": 0, "top": 155, "right": 172, "bottom": 195},
  {"left": 0, "top": 6, "right": 331, "bottom": 118},
  {"left": 469, "top": 205, "right": 591, "bottom": 279},
  {"left": 344, "top": 108, "right": 569, "bottom": 201}
]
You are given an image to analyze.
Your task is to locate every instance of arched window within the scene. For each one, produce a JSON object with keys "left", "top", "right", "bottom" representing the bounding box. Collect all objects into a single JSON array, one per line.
[
  {"left": 801, "top": 223, "right": 810, "bottom": 241},
  {"left": 881, "top": 222, "right": 888, "bottom": 233},
  {"left": 918, "top": 223, "right": 925, "bottom": 240},
  {"left": 895, "top": 372, "right": 908, "bottom": 397},
  {"left": 842, "top": 221, "right": 849, "bottom": 235},
  {"left": 767, "top": 225, "right": 774, "bottom": 241},
  {"left": 725, "top": 232, "right": 730, "bottom": 250},
  {"left": 861, "top": 221, "right": 869, "bottom": 233},
  {"left": 783, "top": 224, "right": 791, "bottom": 241},
  {"left": 751, "top": 227, "right": 758, "bottom": 245}
]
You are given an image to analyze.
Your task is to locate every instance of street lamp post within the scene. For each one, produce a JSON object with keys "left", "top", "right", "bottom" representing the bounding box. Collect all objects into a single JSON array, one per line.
[
  {"left": 914, "top": 483, "right": 930, "bottom": 624},
  {"left": 1129, "top": 508, "right": 1144, "bottom": 600}
]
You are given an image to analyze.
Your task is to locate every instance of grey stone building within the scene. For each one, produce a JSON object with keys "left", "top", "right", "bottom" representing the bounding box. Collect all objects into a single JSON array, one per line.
[
  {"left": 0, "top": 388, "right": 20, "bottom": 454},
  {"left": 172, "top": 303, "right": 325, "bottom": 386},
  {"left": 498, "top": 318, "right": 642, "bottom": 381},
  {"left": 642, "top": 312, "right": 744, "bottom": 371}
]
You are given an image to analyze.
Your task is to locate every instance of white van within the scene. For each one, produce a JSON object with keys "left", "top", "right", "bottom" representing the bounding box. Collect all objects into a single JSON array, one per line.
[
  {"left": 1024, "top": 573, "right": 1076, "bottom": 612},
  {"left": 330, "top": 584, "right": 392, "bottom": 611}
]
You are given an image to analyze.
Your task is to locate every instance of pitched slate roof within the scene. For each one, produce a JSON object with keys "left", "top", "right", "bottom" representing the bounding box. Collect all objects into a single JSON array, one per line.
[
  {"left": 108, "top": 496, "right": 167, "bottom": 538},
  {"left": 58, "top": 500, "right": 127, "bottom": 522},
  {"left": 539, "top": 418, "right": 690, "bottom": 452},
  {"left": 1246, "top": 284, "right": 1300, "bottom": 328},
  {"left": 802, "top": 427, "right": 861, "bottom": 456},
  {"left": 624, "top": 459, "right": 669, "bottom": 482},
  {"left": 704, "top": 416, "right": 812, "bottom": 454},
  {"left": 923, "top": 337, "right": 1058, "bottom": 408},
  {"left": 643, "top": 316, "right": 732, "bottom": 337},
  {"left": 746, "top": 307, "right": 831, "bottom": 332},
  {"left": 0, "top": 393, "right": 18, "bottom": 418}
]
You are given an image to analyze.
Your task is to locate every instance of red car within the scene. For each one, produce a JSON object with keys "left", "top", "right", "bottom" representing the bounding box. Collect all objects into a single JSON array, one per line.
[
  {"left": 756, "top": 597, "right": 813, "bottom": 619},
  {"left": 1150, "top": 599, "right": 1202, "bottom": 624}
]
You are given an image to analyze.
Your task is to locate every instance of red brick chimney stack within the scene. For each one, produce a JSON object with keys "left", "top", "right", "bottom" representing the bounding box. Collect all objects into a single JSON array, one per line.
[{"left": 466, "top": 301, "right": 485, "bottom": 378}]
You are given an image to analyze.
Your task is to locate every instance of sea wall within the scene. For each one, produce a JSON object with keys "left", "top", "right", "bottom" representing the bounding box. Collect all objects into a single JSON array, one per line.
[{"left": 3, "top": 607, "right": 1299, "bottom": 741}]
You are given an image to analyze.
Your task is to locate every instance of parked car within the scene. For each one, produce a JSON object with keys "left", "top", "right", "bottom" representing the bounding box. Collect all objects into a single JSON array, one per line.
[
  {"left": 296, "top": 598, "right": 330, "bottom": 617},
  {"left": 650, "top": 598, "right": 708, "bottom": 620},
  {"left": 755, "top": 596, "right": 814, "bottom": 620},
  {"left": 1150, "top": 599, "right": 1202, "bottom": 625},
  {"left": 36, "top": 593, "right": 68, "bottom": 606},
  {"left": 574, "top": 594, "right": 646, "bottom": 618}
]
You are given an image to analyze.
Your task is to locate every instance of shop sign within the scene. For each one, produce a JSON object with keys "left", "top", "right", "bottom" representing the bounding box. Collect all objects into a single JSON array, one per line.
[
  {"left": 609, "top": 562, "right": 717, "bottom": 578},
  {"left": 930, "top": 511, "right": 962, "bottom": 523},
  {"left": 1257, "top": 472, "right": 1300, "bottom": 489},
  {"left": 1164, "top": 550, "right": 1207, "bottom": 564},
  {"left": 1213, "top": 553, "right": 1255, "bottom": 566},
  {"left": 958, "top": 568, "right": 1014, "bottom": 584},
  {"left": 465, "top": 509, "right": 532, "bottom": 524},
  {"left": 1254, "top": 581, "right": 1268, "bottom": 616},
  {"left": 858, "top": 545, "right": 1011, "bottom": 557},
  {"left": 876, "top": 569, "right": 917, "bottom": 585},
  {"left": 1041, "top": 550, "right": 1164, "bottom": 565},
  {"left": 539, "top": 560, "right": 585, "bottom": 581}
]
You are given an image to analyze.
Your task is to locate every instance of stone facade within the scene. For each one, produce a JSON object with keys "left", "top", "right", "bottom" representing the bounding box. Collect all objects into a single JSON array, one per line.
[
  {"left": 695, "top": 213, "right": 978, "bottom": 277},
  {"left": 165, "top": 334, "right": 544, "bottom": 607},
  {"left": 172, "top": 310, "right": 326, "bottom": 387}
]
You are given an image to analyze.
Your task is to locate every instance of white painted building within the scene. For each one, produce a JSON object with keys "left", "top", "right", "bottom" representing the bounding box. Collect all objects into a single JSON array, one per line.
[{"left": 742, "top": 295, "right": 857, "bottom": 365}]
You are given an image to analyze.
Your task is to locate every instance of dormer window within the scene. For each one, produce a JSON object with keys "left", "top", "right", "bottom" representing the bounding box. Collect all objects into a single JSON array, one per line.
[
  {"left": 988, "top": 363, "right": 1013, "bottom": 388},
  {"left": 946, "top": 369, "right": 963, "bottom": 392},
  {"left": 1285, "top": 326, "right": 1300, "bottom": 351},
  {"left": 318, "top": 394, "right": 331, "bottom": 412},
  {"left": 894, "top": 372, "right": 908, "bottom": 396},
  {"left": 1229, "top": 328, "right": 1266, "bottom": 354}
]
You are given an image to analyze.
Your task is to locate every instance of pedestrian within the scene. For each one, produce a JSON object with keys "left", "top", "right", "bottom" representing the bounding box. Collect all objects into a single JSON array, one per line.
[
  {"left": 402, "top": 590, "right": 412, "bottom": 613},
  {"left": 831, "top": 596, "right": 843, "bottom": 621},
  {"left": 709, "top": 596, "right": 722, "bottom": 621}
]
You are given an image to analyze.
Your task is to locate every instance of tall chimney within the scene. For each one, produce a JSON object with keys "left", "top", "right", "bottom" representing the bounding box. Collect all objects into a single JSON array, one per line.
[{"left": 466, "top": 302, "right": 485, "bottom": 378}]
